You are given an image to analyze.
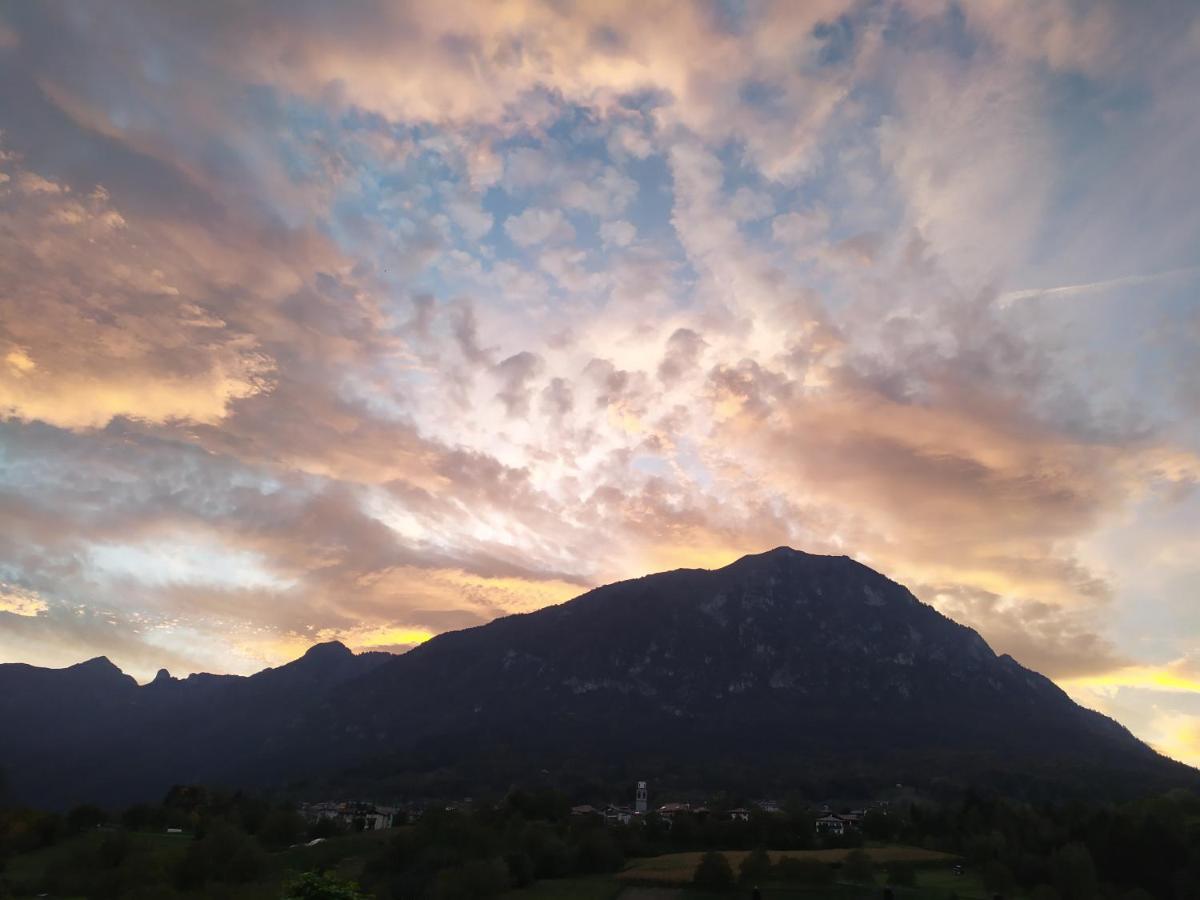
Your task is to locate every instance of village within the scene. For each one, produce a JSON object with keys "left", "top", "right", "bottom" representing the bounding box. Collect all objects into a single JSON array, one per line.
[{"left": 299, "top": 781, "right": 888, "bottom": 838}]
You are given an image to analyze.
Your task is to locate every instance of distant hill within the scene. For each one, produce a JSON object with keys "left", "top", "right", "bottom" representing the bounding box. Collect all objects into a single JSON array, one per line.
[{"left": 2, "top": 548, "right": 1194, "bottom": 808}]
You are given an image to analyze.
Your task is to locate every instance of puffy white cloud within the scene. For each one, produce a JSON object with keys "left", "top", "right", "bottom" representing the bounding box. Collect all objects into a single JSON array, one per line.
[
  {"left": 504, "top": 207, "right": 575, "bottom": 247},
  {"left": 599, "top": 219, "right": 636, "bottom": 247}
]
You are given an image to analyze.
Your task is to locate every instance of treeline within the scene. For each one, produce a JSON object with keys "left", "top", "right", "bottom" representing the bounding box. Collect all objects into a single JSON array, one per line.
[
  {"left": 0, "top": 785, "right": 331, "bottom": 898},
  {"left": 901, "top": 787, "right": 1200, "bottom": 899},
  {"left": 361, "top": 792, "right": 624, "bottom": 898}
]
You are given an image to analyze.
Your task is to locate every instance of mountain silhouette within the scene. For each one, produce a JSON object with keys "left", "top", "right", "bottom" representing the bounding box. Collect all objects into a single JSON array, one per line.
[{"left": 1, "top": 549, "right": 1193, "bottom": 808}]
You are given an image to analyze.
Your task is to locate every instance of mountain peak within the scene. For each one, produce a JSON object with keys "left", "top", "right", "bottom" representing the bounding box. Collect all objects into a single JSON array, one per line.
[
  {"left": 66, "top": 656, "right": 136, "bottom": 689},
  {"left": 727, "top": 545, "right": 842, "bottom": 566},
  {"left": 72, "top": 656, "right": 122, "bottom": 674},
  {"left": 301, "top": 640, "right": 353, "bottom": 661},
  {"left": 749, "top": 545, "right": 807, "bottom": 560},
  {"left": 720, "top": 546, "right": 865, "bottom": 578},
  {"left": 151, "top": 668, "right": 172, "bottom": 685}
]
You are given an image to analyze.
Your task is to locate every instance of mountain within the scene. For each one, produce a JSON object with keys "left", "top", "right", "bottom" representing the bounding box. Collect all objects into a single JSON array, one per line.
[
  {"left": 1, "top": 549, "right": 1193, "bottom": 809},
  {"left": 0, "top": 640, "right": 391, "bottom": 808}
]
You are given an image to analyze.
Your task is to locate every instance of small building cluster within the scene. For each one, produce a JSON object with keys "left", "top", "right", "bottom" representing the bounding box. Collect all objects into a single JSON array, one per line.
[
  {"left": 300, "top": 800, "right": 401, "bottom": 832},
  {"left": 814, "top": 811, "right": 865, "bottom": 835},
  {"left": 569, "top": 785, "right": 754, "bottom": 828},
  {"left": 300, "top": 786, "right": 888, "bottom": 839}
]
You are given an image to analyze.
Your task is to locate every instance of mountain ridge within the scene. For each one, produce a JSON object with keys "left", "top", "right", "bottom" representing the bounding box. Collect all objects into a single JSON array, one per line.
[{"left": 1, "top": 548, "right": 1193, "bottom": 808}]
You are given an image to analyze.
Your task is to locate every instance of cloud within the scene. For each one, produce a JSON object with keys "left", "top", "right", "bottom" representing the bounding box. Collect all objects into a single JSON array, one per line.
[
  {"left": 0, "top": 0, "right": 1196, "bottom": 771},
  {"left": 1145, "top": 710, "right": 1200, "bottom": 768},
  {"left": 600, "top": 220, "right": 636, "bottom": 247},
  {"left": 997, "top": 266, "right": 1200, "bottom": 306},
  {"left": 1060, "top": 660, "right": 1200, "bottom": 696},
  {"left": 504, "top": 207, "right": 575, "bottom": 247},
  {"left": 0, "top": 584, "right": 48, "bottom": 617},
  {"left": 0, "top": 154, "right": 279, "bottom": 429}
]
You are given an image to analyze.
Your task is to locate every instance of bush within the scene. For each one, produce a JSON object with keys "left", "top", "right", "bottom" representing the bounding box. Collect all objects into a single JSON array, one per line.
[
  {"left": 841, "top": 848, "right": 876, "bottom": 884},
  {"left": 259, "top": 808, "right": 305, "bottom": 849},
  {"left": 693, "top": 850, "right": 734, "bottom": 891},
  {"left": 429, "top": 857, "right": 510, "bottom": 900},
  {"left": 174, "top": 824, "right": 264, "bottom": 889},
  {"left": 739, "top": 847, "right": 772, "bottom": 883},
  {"left": 775, "top": 856, "right": 834, "bottom": 885},
  {"left": 281, "top": 871, "right": 368, "bottom": 899},
  {"left": 503, "top": 851, "right": 534, "bottom": 888},
  {"left": 572, "top": 829, "right": 624, "bottom": 873}
]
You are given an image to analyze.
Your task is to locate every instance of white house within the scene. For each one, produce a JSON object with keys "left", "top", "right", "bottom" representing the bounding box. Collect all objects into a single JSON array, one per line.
[{"left": 815, "top": 814, "right": 846, "bottom": 835}]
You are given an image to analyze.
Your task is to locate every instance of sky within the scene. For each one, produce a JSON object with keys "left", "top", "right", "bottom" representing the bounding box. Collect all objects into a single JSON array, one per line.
[{"left": 0, "top": 1, "right": 1198, "bottom": 765}]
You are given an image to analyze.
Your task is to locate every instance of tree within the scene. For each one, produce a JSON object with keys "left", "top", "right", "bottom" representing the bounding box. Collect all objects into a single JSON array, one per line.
[
  {"left": 260, "top": 808, "right": 306, "bottom": 849},
  {"left": 282, "top": 871, "right": 368, "bottom": 899},
  {"left": 739, "top": 847, "right": 772, "bottom": 884},
  {"left": 1052, "top": 842, "right": 1098, "bottom": 900},
  {"left": 841, "top": 848, "right": 876, "bottom": 884},
  {"left": 982, "top": 859, "right": 1015, "bottom": 895},
  {"left": 693, "top": 850, "right": 734, "bottom": 891},
  {"left": 64, "top": 804, "right": 108, "bottom": 834},
  {"left": 864, "top": 808, "right": 896, "bottom": 841}
]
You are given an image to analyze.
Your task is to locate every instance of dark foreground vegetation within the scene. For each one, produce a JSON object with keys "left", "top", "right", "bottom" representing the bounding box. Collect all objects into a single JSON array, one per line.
[{"left": 1, "top": 784, "right": 1198, "bottom": 898}]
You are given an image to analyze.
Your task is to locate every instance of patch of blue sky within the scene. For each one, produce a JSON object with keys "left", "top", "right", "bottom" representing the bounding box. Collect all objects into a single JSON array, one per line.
[
  {"left": 813, "top": 15, "right": 857, "bottom": 68},
  {"left": 709, "top": 0, "right": 751, "bottom": 37},
  {"left": 545, "top": 101, "right": 612, "bottom": 151},
  {"left": 880, "top": 0, "right": 972, "bottom": 62},
  {"left": 624, "top": 148, "right": 682, "bottom": 240},
  {"left": 1025, "top": 78, "right": 1168, "bottom": 281}
]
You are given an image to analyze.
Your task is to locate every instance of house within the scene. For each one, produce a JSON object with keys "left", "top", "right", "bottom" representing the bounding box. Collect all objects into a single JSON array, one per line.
[
  {"left": 656, "top": 802, "right": 691, "bottom": 821},
  {"left": 815, "top": 814, "right": 846, "bottom": 836},
  {"left": 726, "top": 808, "right": 751, "bottom": 822},
  {"left": 840, "top": 811, "right": 864, "bottom": 828},
  {"left": 603, "top": 805, "right": 635, "bottom": 825},
  {"left": 300, "top": 800, "right": 398, "bottom": 831},
  {"left": 570, "top": 804, "right": 599, "bottom": 817}
]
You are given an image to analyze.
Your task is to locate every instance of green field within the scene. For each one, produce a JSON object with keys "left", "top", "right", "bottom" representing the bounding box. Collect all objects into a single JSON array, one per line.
[
  {"left": 497, "top": 845, "right": 990, "bottom": 900},
  {"left": 618, "top": 846, "right": 956, "bottom": 884}
]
